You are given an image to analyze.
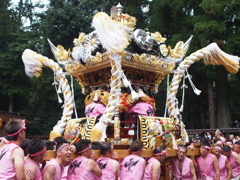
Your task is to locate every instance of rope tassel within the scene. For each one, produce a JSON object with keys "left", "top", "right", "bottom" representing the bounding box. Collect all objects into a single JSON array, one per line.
[
  {"left": 186, "top": 70, "right": 201, "bottom": 95},
  {"left": 93, "top": 89, "right": 99, "bottom": 102}
]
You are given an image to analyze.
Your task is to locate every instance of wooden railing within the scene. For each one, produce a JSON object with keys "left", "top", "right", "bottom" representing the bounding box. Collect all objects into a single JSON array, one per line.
[{"left": 187, "top": 128, "right": 240, "bottom": 135}]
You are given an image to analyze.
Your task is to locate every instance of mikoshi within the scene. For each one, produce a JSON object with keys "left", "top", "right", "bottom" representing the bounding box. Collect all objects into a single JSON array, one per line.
[{"left": 21, "top": 3, "right": 239, "bottom": 179}]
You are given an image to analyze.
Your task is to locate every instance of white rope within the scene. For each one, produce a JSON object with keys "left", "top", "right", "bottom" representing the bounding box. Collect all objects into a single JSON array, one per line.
[
  {"left": 186, "top": 70, "right": 201, "bottom": 95},
  {"left": 120, "top": 69, "right": 139, "bottom": 100},
  {"left": 164, "top": 74, "right": 170, "bottom": 117},
  {"left": 53, "top": 74, "right": 63, "bottom": 103},
  {"left": 179, "top": 72, "right": 186, "bottom": 112},
  {"left": 71, "top": 75, "right": 78, "bottom": 119}
]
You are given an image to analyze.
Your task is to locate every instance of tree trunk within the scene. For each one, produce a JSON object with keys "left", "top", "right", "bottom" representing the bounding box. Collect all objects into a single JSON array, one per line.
[
  {"left": 216, "top": 67, "right": 231, "bottom": 128},
  {"left": 18, "top": 0, "right": 23, "bottom": 30},
  {"left": 207, "top": 78, "right": 216, "bottom": 128},
  {"left": 8, "top": 95, "right": 13, "bottom": 112}
]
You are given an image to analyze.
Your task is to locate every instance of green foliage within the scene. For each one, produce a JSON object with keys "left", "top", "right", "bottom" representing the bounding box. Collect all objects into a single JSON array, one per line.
[
  {"left": 148, "top": 0, "right": 240, "bottom": 128},
  {"left": 40, "top": 0, "right": 113, "bottom": 49}
]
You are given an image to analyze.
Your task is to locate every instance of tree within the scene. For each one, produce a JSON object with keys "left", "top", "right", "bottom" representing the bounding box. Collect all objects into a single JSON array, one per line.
[{"left": 148, "top": 0, "right": 240, "bottom": 128}]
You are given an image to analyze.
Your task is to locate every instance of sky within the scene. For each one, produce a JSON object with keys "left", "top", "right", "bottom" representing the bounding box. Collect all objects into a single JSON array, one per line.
[
  {"left": 11, "top": 0, "right": 49, "bottom": 6},
  {"left": 11, "top": 0, "right": 49, "bottom": 27}
]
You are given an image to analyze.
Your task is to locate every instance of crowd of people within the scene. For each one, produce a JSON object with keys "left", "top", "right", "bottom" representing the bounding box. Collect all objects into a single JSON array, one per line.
[{"left": 0, "top": 119, "right": 240, "bottom": 180}]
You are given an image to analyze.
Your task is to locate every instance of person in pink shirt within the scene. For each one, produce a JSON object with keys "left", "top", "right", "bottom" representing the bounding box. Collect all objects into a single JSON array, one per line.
[
  {"left": 229, "top": 135, "right": 236, "bottom": 143},
  {"left": 43, "top": 137, "right": 72, "bottom": 180},
  {"left": 169, "top": 145, "right": 197, "bottom": 180},
  {"left": 67, "top": 139, "right": 102, "bottom": 180},
  {"left": 0, "top": 136, "right": 9, "bottom": 146},
  {"left": 214, "top": 138, "right": 225, "bottom": 148},
  {"left": 196, "top": 140, "right": 220, "bottom": 180},
  {"left": 233, "top": 140, "right": 240, "bottom": 154},
  {"left": 96, "top": 142, "right": 120, "bottom": 180},
  {"left": 120, "top": 140, "right": 146, "bottom": 180},
  {"left": 212, "top": 145, "right": 232, "bottom": 180},
  {"left": 225, "top": 140, "right": 233, "bottom": 149},
  {"left": 24, "top": 139, "right": 46, "bottom": 180},
  {"left": 215, "top": 130, "right": 226, "bottom": 144},
  {"left": 0, "top": 119, "right": 26, "bottom": 180},
  {"left": 144, "top": 147, "right": 165, "bottom": 180},
  {"left": 61, "top": 144, "right": 76, "bottom": 180},
  {"left": 222, "top": 145, "right": 240, "bottom": 180}
]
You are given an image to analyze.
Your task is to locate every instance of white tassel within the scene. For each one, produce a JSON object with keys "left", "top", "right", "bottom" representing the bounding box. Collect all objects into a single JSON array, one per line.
[
  {"left": 130, "top": 87, "right": 139, "bottom": 100},
  {"left": 53, "top": 74, "right": 63, "bottom": 104},
  {"left": 179, "top": 105, "right": 184, "bottom": 112},
  {"left": 58, "top": 96, "right": 63, "bottom": 103},
  {"left": 122, "top": 77, "right": 131, "bottom": 88},
  {"left": 93, "top": 89, "right": 99, "bottom": 102},
  {"left": 138, "top": 89, "right": 146, "bottom": 98},
  {"left": 92, "top": 12, "right": 130, "bottom": 52},
  {"left": 57, "top": 86, "right": 62, "bottom": 93},
  {"left": 186, "top": 70, "right": 201, "bottom": 95}
]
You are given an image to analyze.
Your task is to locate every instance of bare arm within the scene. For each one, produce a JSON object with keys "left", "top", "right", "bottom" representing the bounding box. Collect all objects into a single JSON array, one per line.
[
  {"left": 43, "top": 165, "right": 56, "bottom": 180},
  {"left": 168, "top": 161, "right": 174, "bottom": 180},
  {"left": 212, "top": 156, "right": 220, "bottom": 180},
  {"left": 191, "top": 156, "right": 197, "bottom": 170},
  {"left": 152, "top": 161, "right": 161, "bottom": 180},
  {"left": 113, "top": 160, "right": 120, "bottom": 180},
  {"left": 24, "top": 165, "right": 37, "bottom": 180},
  {"left": 232, "top": 151, "right": 240, "bottom": 164},
  {"left": 88, "top": 159, "right": 102, "bottom": 177},
  {"left": 189, "top": 160, "right": 197, "bottom": 180},
  {"left": 12, "top": 148, "right": 25, "bottom": 180},
  {"left": 225, "top": 159, "right": 232, "bottom": 180},
  {"left": 140, "top": 161, "right": 146, "bottom": 180},
  {"left": 169, "top": 170, "right": 173, "bottom": 180}
]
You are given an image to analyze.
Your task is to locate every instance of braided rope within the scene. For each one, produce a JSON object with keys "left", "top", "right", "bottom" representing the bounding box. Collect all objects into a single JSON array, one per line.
[
  {"left": 168, "top": 43, "right": 239, "bottom": 121},
  {"left": 22, "top": 49, "right": 74, "bottom": 136}
]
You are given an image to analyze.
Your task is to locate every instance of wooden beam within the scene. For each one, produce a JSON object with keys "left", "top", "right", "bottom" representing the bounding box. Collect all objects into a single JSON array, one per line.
[{"left": 44, "top": 148, "right": 200, "bottom": 161}]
